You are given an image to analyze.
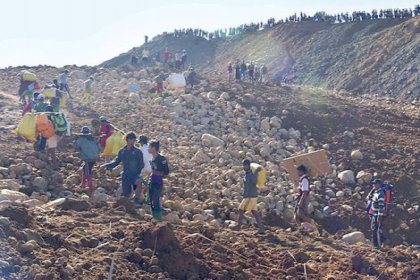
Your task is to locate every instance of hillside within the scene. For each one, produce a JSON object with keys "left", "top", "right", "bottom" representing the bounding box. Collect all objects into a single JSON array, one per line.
[
  {"left": 0, "top": 65, "right": 419, "bottom": 279},
  {"left": 102, "top": 17, "right": 420, "bottom": 100}
]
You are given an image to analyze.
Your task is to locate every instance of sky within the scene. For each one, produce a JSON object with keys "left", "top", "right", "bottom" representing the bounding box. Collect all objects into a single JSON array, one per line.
[{"left": 0, "top": 0, "right": 417, "bottom": 68}]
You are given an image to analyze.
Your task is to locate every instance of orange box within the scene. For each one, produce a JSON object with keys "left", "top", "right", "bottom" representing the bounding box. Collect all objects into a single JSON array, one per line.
[{"left": 282, "top": 149, "right": 332, "bottom": 181}]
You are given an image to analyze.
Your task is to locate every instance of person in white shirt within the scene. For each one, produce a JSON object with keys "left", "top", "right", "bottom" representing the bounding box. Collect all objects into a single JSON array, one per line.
[
  {"left": 135, "top": 136, "right": 152, "bottom": 205},
  {"left": 294, "top": 165, "right": 313, "bottom": 226}
]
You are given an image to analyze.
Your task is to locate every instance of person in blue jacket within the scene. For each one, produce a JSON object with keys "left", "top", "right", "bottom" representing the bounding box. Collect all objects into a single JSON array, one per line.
[{"left": 102, "top": 132, "right": 144, "bottom": 199}]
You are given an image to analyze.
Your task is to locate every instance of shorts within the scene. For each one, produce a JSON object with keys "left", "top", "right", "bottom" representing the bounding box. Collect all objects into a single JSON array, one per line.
[
  {"left": 47, "top": 134, "right": 59, "bottom": 149},
  {"left": 121, "top": 174, "right": 141, "bottom": 197},
  {"left": 239, "top": 198, "right": 258, "bottom": 212}
]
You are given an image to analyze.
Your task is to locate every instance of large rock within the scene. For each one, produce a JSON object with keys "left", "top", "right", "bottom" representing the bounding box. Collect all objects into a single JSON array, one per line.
[
  {"left": 351, "top": 150, "right": 363, "bottom": 160},
  {"left": 342, "top": 231, "right": 366, "bottom": 244},
  {"left": 0, "top": 179, "right": 21, "bottom": 191},
  {"left": 192, "top": 151, "right": 211, "bottom": 164},
  {"left": 356, "top": 171, "right": 372, "bottom": 184},
  {"left": 201, "top": 134, "right": 225, "bottom": 147},
  {"left": 32, "top": 177, "right": 48, "bottom": 191},
  {"left": 338, "top": 170, "right": 355, "bottom": 184},
  {"left": 0, "top": 189, "right": 29, "bottom": 202}
]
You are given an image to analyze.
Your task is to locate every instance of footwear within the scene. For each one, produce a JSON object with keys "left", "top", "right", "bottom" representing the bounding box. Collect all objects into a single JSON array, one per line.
[{"left": 152, "top": 210, "right": 163, "bottom": 221}]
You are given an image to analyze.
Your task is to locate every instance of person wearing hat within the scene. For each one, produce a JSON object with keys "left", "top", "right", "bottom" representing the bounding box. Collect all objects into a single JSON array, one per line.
[
  {"left": 99, "top": 116, "right": 114, "bottom": 149},
  {"left": 33, "top": 94, "right": 49, "bottom": 113},
  {"left": 134, "top": 136, "right": 153, "bottom": 206},
  {"left": 103, "top": 132, "right": 144, "bottom": 198},
  {"left": 233, "top": 159, "right": 265, "bottom": 234},
  {"left": 76, "top": 126, "right": 101, "bottom": 194},
  {"left": 367, "top": 179, "right": 386, "bottom": 248}
]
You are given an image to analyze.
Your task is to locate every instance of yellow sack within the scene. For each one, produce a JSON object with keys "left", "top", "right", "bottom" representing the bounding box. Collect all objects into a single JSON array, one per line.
[
  {"left": 22, "top": 71, "right": 37, "bottom": 82},
  {"left": 101, "top": 131, "right": 126, "bottom": 157},
  {"left": 60, "top": 94, "right": 67, "bottom": 109},
  {"left": 14, "top": 113, "right": 37, "bottom": 141},
  {"left": 112, "top": 132, "right": 126, "bottom": 156},
  {"left": 251, "top": 163, "right": 266, "bottom": 189},
  {"left": 42, "top": 88, "right": 56, "bottom": 98}
]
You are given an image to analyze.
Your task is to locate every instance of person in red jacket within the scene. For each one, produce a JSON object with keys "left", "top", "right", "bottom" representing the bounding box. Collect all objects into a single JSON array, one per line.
[{"left": 99, "top": 116, "right": 114, "bottom": 149}]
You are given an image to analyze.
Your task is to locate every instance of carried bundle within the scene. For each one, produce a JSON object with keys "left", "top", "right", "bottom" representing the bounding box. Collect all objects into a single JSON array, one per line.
[
  {"left": 250, "top": 163, "right": 267, "bottom": 189},
  {"left": 101, "top": 130, "right": 126, "bottom": 157},
  {"left": 14, "top": 113, "right": 37, "bottom": 141}
]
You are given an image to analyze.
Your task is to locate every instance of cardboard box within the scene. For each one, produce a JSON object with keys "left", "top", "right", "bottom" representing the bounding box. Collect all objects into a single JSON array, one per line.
[{"left": 282, "top": 149, "right": 332, "bottom": 181}]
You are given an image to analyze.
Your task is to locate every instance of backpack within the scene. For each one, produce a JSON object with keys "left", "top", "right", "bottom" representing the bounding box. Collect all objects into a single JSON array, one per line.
[
  {"left": 50, "top": 113, "right": 67, "bottom": 135},
  {"left": 381, "top": 184, "right": 393, "bottom": 217},
  {"left": 35, "top": 114, "right": 50, "bottom": 132}
]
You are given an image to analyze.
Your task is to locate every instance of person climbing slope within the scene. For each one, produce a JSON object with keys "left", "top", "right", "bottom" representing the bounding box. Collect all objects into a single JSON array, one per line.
[
  {"left": 233, "top": 159, "right": 265, "bottom": 234},
  {"left": 135, "top": 135, "right": 153, "bottom": 206},
  {"left": 148, "top": 140, "right": 170, "bottom": 221},
  {"left": 81, "top": 76, "right": 94, "bottom": 104},
  {"left": 103, "top": 132, "right": 144, "bottom": 199},
  {"left": 294, "top": 165, "right": 316, "bottom": 230},
  {"left": 76, "top": 126, "right": 101, "bottom": 195},
  {"left": 367, "top": 179, "right": 387, "bottom": 248}
]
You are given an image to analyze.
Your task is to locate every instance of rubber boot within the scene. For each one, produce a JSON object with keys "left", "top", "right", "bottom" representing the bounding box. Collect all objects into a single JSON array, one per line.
[
  {"left": 87, "top": 177, "right": 94, "bottom": 193},
  {"left": 152, "top": 210, "right": 163, "bottom": 221}
]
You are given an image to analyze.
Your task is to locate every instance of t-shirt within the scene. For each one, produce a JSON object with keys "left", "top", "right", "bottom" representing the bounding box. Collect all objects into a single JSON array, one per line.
[
  {"left": 150, "top": 154, "right": 169, "bottom": 185},
  {"left": 59, "top": 73, "right": 68, "bottom": 85},
  {"left": 300, "top": 176, "right": 309, "bottom": 192},
  {"left": 141, "top": 144, "right": 152, "bottom": 173},
  {"left": 243, "top": 171, "right": 258, "bottom": 198}
]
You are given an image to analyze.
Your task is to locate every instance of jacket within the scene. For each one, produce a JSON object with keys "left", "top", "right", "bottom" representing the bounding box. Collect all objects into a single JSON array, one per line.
[{"left": 105, "top": 146, "right": 144, "bottom": 178}]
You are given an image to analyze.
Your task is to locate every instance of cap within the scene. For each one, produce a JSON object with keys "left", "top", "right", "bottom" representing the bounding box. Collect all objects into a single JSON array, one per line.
[
  {"left": 242, "top": 159, "right": 251, "bottom": 166},
  {"left": 371, "top": 179, "right": 382, "bottom": 185},
  {"left": 36, "top": 94, "right": 44, "bottom": 100},
  {"left": 99, "top": 116, "right": 107, "bottom": 122},
  {"left": 81, "top": 126, "right": 90, "bottom": 134}
]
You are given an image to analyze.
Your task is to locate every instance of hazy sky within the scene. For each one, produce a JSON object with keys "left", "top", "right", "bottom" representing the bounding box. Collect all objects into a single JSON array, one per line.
[{"left": 0, "top": 0, "right": 417, "bottom": 67}]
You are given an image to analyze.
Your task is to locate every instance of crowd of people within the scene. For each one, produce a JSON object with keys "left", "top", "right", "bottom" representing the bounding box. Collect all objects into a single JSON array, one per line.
[
  {"left": 151, "top": 5, "right": 419, "bottom": 42},
  {"left": 228, "top": 60, "right": 268, "bottom": 84},
  {"left": 15, "top": 60, "right": 392, "bottom": 246}
]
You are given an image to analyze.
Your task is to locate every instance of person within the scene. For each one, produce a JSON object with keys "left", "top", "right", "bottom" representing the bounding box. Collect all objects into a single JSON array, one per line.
[
  {"left": 175, "top": 52, "right": 182, "bottom": 70},
  {"left": 227, "top": 63, "right": 233, "bottom": 82},
  {"left": 185, "top": 66, "right": 197, "bottom": 92},
  {"left": 248, "top": 62, "right": 255, "bottom": 84},
  {"left": 154, "top": 71, "right": 166, "bottom": 93},
  {"left": 164, "top": 48, "right": 171, "bottom": 64},
  {"left": 81, "top": 76, "right": 94, "bottom": 104},
  {"left": 103, "top": 132, "right": 144, "bottom": 199},
  {"left": 17, "top": 71, "right": 36, "bottom": 106},
  {"left": 99, "top": 116, "right": 114, "bottom": 149},
  {"left": 131, "top": 54, "right": 138, "bottom": 66},
  {"left": 261, "top": 65, "right": 268, "bottom": 82},
  {"left": 240, "top": 61, "right": 247, "bottom": 80},
  {"left": 33, "top": 94, "right": 48, "bottom": 113},
  {"left": 148, "top": 140, "right": 170, "bottom": 221},
  {"left": 294, "top": 165, "right": 314, "bottom": 228},
  {"left": 181, "top": 50, "right": 187, "bottom": 70},
  {"left": 235, "top": 60, "right": 241, "bottom": 80},
  {"left": 234, "top": 159, "right": 265, "bottom": 234},
  {"left": 58, "top": 70, "right": 70, "bottom": 94},
  {"left": 136, "top": 136, "right": 153, "bottom": 205},
  {"left": 76, "top": 126, "right": 100, "bottom": 194},
  {"left": 367, "top": 179, "right": 387, "bottom": 248},
  {"left": 45, "top": 106, "right": 60, "bottom": 166},
  {"left": 142, "top": 47, "right": 150, "bottom": 65},
  {"left": 144, "top": 35, "right": 149, "bottom": 43},
  {"left": 22, "top": 92, "right": 40, "bottom": 115}
]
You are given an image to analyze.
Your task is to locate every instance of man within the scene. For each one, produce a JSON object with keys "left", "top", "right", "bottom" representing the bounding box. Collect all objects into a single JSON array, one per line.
[
  {"left": 103, "top": 132, "right": 144, "bottom": 199},
  {"left": 142, "top": 47, "right": 150, "bottom": 65},
  {"left": 148, "top": 140, "right": 170, "bottom": 221},
  {"left": 181, "top": 50, "right": 187, "bottom": 70},
  {"left": 58, "top": 70, "right": 70, "bottom": 94},
  {"left": 234, "top": 159, "right": 265, "bottom": 234},
  {"left": 136, "top": 136, "right": 153, "bottom": 205},
  {"left": 240, "top": 61, "right": 247, "bottom": 80},
  {"left": 33, "top": 94, "right": 48, "bottom": 113},
  {"left": 185, "top": 66, "right": 197, "bottom": 92},
  {"left": 154, "top": 71, "right": 166, "bottom": 93},
  {"left": 76, "top": 126, "right": 100, "bottom": 194},
  {"left": 81, "top": 77, "right": 94, "bottom": 104},
  {"left": 164, "top": 48, "right": 171, "bottom": 64},
  {"left": 175, "top": 52, "right": 182, "bottom": 70},
  {"left": 367, "top": 179, "right": 386, "bottom": 248},
  {"left": 294, "top": 165, "right": 314, "bottom": 228}
]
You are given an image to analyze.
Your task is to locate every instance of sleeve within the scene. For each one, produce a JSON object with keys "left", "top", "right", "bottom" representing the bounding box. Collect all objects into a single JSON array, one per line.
[
  {"left": 301, "top": 178, "right": 309, "bottom": 192},
  {"left": 105, "top": 125, "right": 114, "bottom": 137},
  {"left": 161, "top": 157, "right": 170, "bottom": 176},
  {"left": 105, "top": 150, "right": 122, "bottom": 169},
  {"left": 250, "top": 173, "right": 258, "bottom": 185}
]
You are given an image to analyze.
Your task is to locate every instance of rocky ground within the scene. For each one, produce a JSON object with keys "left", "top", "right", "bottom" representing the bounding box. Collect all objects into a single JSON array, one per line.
[{"left": 0, "top": 66, "right": 419, "bottom": 279}]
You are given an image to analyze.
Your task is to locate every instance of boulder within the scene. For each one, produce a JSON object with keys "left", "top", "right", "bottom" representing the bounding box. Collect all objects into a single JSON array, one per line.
[
  {"left": 338, "top": 170, "right": 355, "bottom": 184},
  {"left": 0, "top": 189, "right": 29, "bottom": 202},
  {"left": 201, "top": 134, "right": 225, "bottom": 147},
  {"left": 0, "top": 179, "right": 21, "bottom": 191},
  {"left": 32, "top": 177, "right": 48, "bottom": 191},
  {"left": 356, "top": 171, "right": 372, "bottom": 184},
  {"left": 342, "top": 231, "right": 366, "bottom": 244},
  {"left": 192, "top": 151, "right": 211, "bottom": 164},
  {"left": 351, "top": 150, "right": 363, "bottom": 160}
]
